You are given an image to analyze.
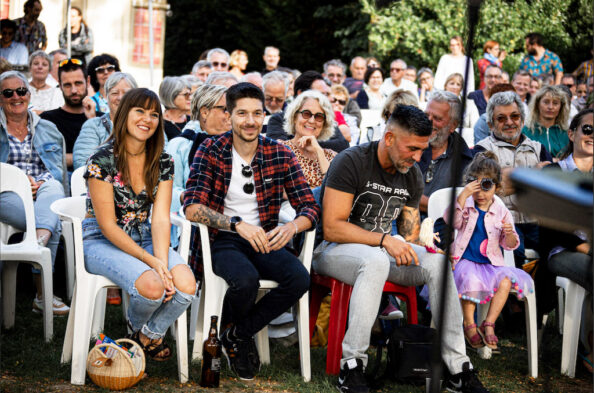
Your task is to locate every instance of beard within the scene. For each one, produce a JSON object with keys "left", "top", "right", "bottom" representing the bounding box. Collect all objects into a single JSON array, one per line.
[
  {"left": 63, "top": 94, "right": 84, "bottom": 108},
  {"left": 494, "top": 127, "right": 522, "bottom": 143},
  {"left": 429, "top": 127, "right": 450, "bottom": 148},
  {"left": 527, "top": 47, "right": 537, "bottom": 56}
]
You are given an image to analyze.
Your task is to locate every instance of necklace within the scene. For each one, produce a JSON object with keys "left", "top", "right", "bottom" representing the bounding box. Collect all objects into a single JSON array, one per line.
[{"left": 126, "top": 148, "right": 145, "bottom": 157}]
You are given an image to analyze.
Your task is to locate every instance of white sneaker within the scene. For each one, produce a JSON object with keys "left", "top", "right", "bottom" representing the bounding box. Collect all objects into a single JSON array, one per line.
[{"left": 32, "top": 295, "right": 70, "bottom": 315}]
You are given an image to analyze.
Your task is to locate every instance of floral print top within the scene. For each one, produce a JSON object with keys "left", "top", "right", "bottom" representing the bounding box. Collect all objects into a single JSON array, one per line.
[{"left": 84, "top": 140, "right": 174, "bottom": 233}]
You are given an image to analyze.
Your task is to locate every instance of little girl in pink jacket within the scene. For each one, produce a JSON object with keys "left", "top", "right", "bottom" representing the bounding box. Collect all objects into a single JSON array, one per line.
[{"left": 444, "top": 151, "right": 534, "bottom": 351}]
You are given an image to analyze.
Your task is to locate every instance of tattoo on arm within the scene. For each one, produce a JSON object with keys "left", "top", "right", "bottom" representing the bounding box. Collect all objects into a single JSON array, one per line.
[
  {"left": 398, "top": 207, "right": 421, "bottom": 244},
  {"left": 189, "top": 204, "right": 231, "bottom": 231}
]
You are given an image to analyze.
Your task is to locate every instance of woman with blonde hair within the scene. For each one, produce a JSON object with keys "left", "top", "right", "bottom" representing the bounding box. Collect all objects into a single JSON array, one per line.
[
  {"left": 522, "top": 85, "right": 570, "bottom": 158},
  {"left": 229, "top": 49, "right": 248, "bottom": 79}
]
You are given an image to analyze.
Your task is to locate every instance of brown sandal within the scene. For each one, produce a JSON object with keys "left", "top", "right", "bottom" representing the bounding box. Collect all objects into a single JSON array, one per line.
[
  {"left": 478, "top": 321, "right": 499, "bottom": 350},
  {"left": 127, "top": 331, "right": 172, "bottom": 362},
  {"left": 464, "top": 323, "right": 484, "bottom": 349}
]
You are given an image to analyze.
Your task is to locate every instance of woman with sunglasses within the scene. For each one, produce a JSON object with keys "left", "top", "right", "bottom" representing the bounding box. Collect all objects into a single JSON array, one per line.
[
  {"left": 159, "top": 76, "right": 191, "bottom": 140},
  {"left": 542, "top": 108, "right": 593, "bottom": 372},
  {"left": 58, "top": 6, "right": 93, "bottom": 66},
  {"left": 28, "top": 50, "right": 64, "bottom": 114},
  {"left": 280, "top": 90, "right": 336, "bottom": 189},
  {"left": 87, "top": 54, "right": 121, "bottom": 116},
  {"left": 0, "top": 71, "right": 69, "bottom": 315},
  {"left": 82, "top": 88, "right": 196, "bottom": 361},
  {"left": 330, "top": 84, "right": 357, "bottom": 145},
  {"left": 444, "top": 151, "right": 533, "bottom": 352}
]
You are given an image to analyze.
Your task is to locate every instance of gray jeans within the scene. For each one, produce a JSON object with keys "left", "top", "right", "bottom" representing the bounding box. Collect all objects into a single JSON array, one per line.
[{"left": 313, "top": 238, "right": 471, "bottom": 375}]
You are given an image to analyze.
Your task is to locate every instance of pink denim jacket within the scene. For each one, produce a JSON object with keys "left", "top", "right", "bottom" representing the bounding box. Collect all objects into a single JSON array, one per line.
[{"left": 444, "top": 195, "right": 519, "bottom": 268}]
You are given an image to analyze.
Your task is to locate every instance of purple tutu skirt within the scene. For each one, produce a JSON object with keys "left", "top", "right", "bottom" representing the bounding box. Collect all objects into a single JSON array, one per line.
[{"left": 453, "top": 259, "right": 534, "bottom": 304}]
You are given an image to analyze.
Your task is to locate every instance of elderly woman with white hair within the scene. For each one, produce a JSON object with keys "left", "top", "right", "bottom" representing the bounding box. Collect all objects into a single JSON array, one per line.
[
  {"left": 73, "top": 72, "right": 138, "bottom": 169},
  {"left": 0, "top": 70, "right": 68, "bottom": 315},
  {"left": 281, "top": 90, "right": 337, "bottom": 188},
  {"left": 28, "top": 50, "right": 64, "bottom": 114},
  {"left": 159, "top": 76, "right": 191, "bottom": 139}
]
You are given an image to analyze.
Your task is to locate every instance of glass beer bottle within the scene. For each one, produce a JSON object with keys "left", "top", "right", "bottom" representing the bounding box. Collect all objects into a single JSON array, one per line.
[{"left": 200, "top": 315, "right": 222, "bottom": 388}]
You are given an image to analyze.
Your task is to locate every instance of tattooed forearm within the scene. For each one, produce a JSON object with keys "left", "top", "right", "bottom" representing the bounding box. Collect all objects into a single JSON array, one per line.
[
  {"left": 397, "top": 207, "right": 421, "bottom": 244},
  {"left": 187, "top": 204, "right": 231, "bottom": 230}
]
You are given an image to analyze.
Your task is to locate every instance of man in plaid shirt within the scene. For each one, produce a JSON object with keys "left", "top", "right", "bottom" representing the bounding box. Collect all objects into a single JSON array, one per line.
[{"left": 184, "top": 82, "right": 319, "bottom": 380}]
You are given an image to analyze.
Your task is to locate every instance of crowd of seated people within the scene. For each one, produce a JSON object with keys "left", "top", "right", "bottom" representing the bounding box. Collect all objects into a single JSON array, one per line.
[{"left": 1, "top": 17, "right": 593, "bottom": 392}]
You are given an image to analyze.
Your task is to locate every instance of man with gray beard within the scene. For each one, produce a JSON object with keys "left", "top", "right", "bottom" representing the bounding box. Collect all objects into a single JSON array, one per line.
[
  {"left": 473, "top": 91, "right": 552, "bottom": 266},
  {"left": 418, "top": 91, "right": 473, "bottom": 215}
]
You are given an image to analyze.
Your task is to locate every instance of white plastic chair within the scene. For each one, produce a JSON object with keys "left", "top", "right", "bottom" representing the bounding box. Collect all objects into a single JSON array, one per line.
[
  {"left": 428, "top": 187, "right": 538, "bottom": 377},
  {"left": 0, "top": 163, "right": 54, "bottom": 342},
  {"left": 185, "top": 220, "right": 315, "bottom": 382},
  {"left": 556, "top": 276, "right": 587, "bottom": 378},
  {"left": 357, "top": 109, "right": 382, "bottom": 145},
  {"left": 51, "top": 196, "right": 190, "bottom": 385}
]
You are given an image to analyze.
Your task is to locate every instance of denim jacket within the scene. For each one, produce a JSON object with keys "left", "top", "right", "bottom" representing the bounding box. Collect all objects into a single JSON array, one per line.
[
  {"left": 73, "top": 113, "right": 112, "bottom": 169},
  {"left": 445, "top": 195, "right": 519, "bottom": 267},
  {"left": 0, "top": 108, "right": 65, "bottom": 182}
]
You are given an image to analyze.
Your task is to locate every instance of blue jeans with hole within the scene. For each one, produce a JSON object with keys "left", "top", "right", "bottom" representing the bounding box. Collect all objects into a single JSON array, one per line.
[
  {"left": 82, "top": 218, "right": 196, "bottom": 339},
  {"left": 0, "top": 178, "right": 64, "bottom": 273}
]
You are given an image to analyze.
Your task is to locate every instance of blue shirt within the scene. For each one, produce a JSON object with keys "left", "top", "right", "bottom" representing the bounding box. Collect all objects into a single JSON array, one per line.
[{"left": 461, "top": 207, "right": 492, "bottom": 264}]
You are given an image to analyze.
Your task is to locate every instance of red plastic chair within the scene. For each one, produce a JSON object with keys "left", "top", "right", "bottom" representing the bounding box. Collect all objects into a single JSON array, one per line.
[{"left": 309, "top": 272, "right": 418, "bottom": 375}]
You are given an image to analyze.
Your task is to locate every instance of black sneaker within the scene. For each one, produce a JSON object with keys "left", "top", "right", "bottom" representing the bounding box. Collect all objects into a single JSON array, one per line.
[
  {"left": 337, "top": 358, "right": 369, "bottom": 393},
  {"left": 445, "top": 362, "right": 490, "bottom": 393},
  {"left": 220, "top": 327, "right": 256, "bottom": 380},
  {"left": 247, "top": 336, "right": 261, "bottom": 373}
]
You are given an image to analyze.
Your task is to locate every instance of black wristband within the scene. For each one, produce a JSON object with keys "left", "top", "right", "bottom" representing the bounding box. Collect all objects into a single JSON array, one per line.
[{"left": 379, "top": 232, "right": 388, "bottom": 249}]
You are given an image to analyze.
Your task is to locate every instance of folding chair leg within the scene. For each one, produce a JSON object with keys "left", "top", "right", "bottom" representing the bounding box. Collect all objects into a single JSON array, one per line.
[
  {"left": 40, "top": 263, "right": 54, "bottom": 342},
  {"left": 174, "top": 311, "right": 189, "bottom": 383},
  {"left": 61, "top": 284, "right": 76, "bottom": 364},
  {"left": 91, "top": 288, "right": 107, "bottom": 337},
  {"left": 255, "top": 290, "right": 270, "bottom": 365},
  {"left": 326, "top": 282, "right": 352, "bottom": 375},
  {"left": 62, "top": 223, "right": 75, "bottom": 301},
  {"left": 524, "top": 292, "right": 538, "bottom": 378},
  {"left": 297, "top": 293, "right": 311, "bottom": 381},
  {"left": 189, "top": 293, "right": 200, "bottom": 341},
  {"left": 71, "top": 286, "right": 96, "bottom": 385},
  {"left": 560, "top": 283, "right": 586, "bottom": 378}
]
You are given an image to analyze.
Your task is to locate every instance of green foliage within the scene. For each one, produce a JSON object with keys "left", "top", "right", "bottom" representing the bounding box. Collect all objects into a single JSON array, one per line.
[
  {"left": 360, "top": 0, "right": 592, "bottom": 82},
  {"left": 164, "top": 0, "right": 369, "bottom": 76}
]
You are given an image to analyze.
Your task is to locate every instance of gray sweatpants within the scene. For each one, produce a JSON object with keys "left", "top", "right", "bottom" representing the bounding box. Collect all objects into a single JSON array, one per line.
[{"left": 312, "top": 237, "right": 471, "bottom": 375}]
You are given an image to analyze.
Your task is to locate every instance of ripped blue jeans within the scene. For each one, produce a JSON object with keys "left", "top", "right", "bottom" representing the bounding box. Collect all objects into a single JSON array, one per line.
[{"left": 82, "top": 218, "right": 195, "bottom": 339}]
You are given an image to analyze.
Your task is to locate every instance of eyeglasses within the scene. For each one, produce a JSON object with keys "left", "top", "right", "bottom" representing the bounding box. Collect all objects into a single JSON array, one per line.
[
  {"left": 177, "top": 92, "right": 192, "bottom": 99},
  {"left": 241, "top": 164, "right": 255, "bottom": 194},
  {"left": 212, "top": 61, "right": 227, "bottom": 68},
  {"left": 265, "top": 96, "right": 285, "bottom": 104},
  {"left": 211, "top": 105, "right": 228, "bottom": 113},
  {"left": 95, "top": 64, "right": 116, "bottom": 74},
  {"left": 298, "top": 109, "right": 326, "bottom": 123},
  {"left": 330, "top": 97, "right": 347, "bottom": 106},
  {"left": 1, "top": 87, "right": 28, "bottom": 98},
  {"left": 495, "top": 113, "right": 521, "bottom": 123},
  {"left": 326, "top": 73, "right": 344, "bottom": 79},
  {"left": 467, "top": 176, "right": 495, "bottom": 191},
  {"left": 563, "top": 83, "right": 574, "bottom": 88},
  {"left": 580, "top": 124, "right": 593, "bottom": 135},
  {"left": 390, "top": 68, "right": 404, "bottom": 73},
  {"left": 485, "top": 74, "right": 502, "bottom": 79},
  {"left": 59, "top": 58, "right": 83, "bottom": 68}
]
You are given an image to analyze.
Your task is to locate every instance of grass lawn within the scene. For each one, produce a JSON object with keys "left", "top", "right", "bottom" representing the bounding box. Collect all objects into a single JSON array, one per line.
[{"left": 1, "top": 275, "right": 592, "bottom": 393}]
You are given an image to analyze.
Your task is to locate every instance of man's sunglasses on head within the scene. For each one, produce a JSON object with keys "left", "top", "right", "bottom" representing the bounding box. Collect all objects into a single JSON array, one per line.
[{"left": 59, "top": 58, "right": 83, "bottom": 68}]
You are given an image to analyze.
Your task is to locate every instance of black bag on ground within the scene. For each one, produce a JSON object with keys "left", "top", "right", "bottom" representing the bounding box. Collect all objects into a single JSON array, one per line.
[
  {"left": 386, "top": 324, "right": 435, "bottom": 384},
  {"left": 367, "top": 322, "right": 437, "bottom": 388}
]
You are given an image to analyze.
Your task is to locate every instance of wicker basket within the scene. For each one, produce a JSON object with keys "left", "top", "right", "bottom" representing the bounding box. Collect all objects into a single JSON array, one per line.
[{"left": 86, "top": 338, "right": 145, "bottom": 390}]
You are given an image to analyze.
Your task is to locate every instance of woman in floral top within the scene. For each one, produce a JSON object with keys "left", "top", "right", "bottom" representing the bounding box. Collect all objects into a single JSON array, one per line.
[{"left": 83, "top": 88, "right": 196, "bottom": 361}]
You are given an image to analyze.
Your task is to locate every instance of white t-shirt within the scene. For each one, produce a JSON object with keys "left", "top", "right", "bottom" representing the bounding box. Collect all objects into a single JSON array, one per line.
[
  {"left": 434, "top": 54, "right": 475, "bottom": 92},
  {"left": 379, "top": 78, "right": 418, "bottom": 98},
  {"left": 223, "top": 147, "right": 261, "bottom": 228}
]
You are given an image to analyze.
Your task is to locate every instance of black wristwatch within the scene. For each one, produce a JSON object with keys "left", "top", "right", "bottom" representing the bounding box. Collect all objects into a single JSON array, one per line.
[{"left": 230, "top": 216, "right": 242, "bottom": 232}]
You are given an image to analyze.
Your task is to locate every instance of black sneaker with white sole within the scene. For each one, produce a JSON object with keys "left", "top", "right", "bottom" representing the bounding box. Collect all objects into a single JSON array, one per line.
[
  {"left": 445, "top": 362, "right": 490, "bottom": 393},
  {"left": 220, "top": 326, "right": 256, "bottom": 380},
  {"left": 337, "top": 358, "right": 369, "bottom": 393}
]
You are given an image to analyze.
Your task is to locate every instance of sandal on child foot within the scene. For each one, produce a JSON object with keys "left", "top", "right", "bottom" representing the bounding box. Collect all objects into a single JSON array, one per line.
[
  {"left": 464, "top": 323, "right": 484, "bottom": 349},
  {"left": 478, "top": 321, "right": 499, "bottom": 350},
  {"left": 127, "top": 331, "right": 172, "bottom": 362}
]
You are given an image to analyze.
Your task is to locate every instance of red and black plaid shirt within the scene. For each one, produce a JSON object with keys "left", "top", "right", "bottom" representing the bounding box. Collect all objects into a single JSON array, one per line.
[{"left": 183, "top": 131, "right": 320, "bottom": 276}]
